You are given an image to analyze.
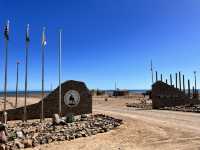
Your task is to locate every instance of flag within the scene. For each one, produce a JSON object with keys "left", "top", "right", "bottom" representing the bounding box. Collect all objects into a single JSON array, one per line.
[
  {"left": 26, "top": 24, "right": 30, "bottom": 42},
  {"left": 4, "top": 20, "right": 9, "bottom": 40},
  {"left": 42, "top": 27, "right": 47, "bottom": 47}
]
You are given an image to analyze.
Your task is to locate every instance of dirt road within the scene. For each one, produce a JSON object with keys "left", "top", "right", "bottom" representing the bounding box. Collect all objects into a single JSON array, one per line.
[{"left": 33, "top": 97, "right": 200, "bottom": 150}]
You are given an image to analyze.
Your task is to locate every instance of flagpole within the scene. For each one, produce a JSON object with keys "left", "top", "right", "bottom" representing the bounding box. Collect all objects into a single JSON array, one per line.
[
  {"left": 15, "top": 61, "right": 19, "bottom": 108},
  {"left": 41, "top": 27, "right": 46, "bottom": 122},
  {"left": 24, "top": 24, "right": 30, "bottom": 122},
  {"left": 3, "top": 33, "right": 8, "bottom": 124},
  {"left": 59, "top": 29, "right": 62, "bottom": 115},
  {"left": 3, "top": 20, "right": 9, "bottom": 124}
]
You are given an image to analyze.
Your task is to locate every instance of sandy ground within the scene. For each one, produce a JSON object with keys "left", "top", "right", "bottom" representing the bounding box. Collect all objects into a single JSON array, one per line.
[{"left": 1, "top": 95, "right": 200, "bottom": 150}]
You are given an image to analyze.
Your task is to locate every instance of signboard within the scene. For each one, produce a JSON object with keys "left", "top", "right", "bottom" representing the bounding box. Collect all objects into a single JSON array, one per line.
[{"left": 64, "top": 90, "right": 80, "bottom": 107}]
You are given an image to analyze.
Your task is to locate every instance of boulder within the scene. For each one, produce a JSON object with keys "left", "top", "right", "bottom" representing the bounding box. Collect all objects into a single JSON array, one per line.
[{"left": 23, "top": 139, "right": 33, "bottom": 148}]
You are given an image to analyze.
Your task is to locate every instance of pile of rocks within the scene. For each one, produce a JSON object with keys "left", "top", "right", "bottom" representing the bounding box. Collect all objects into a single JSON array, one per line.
[
  {"left": 126, "top": 103, "right": 152, "bottom": 110},
  {"left": 161, "top": 104, "right": 200, "bottom": 113},
  {"left": 0, "top": 114, "right": 122, "bottom": 149}
]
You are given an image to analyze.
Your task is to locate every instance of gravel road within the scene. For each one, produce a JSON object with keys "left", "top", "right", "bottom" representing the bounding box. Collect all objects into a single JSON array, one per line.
[{"left": 31, "top": 97, "right": 200, "bottom": 150}]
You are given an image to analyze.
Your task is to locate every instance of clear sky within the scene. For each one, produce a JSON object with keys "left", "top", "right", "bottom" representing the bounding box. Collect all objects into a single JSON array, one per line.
[{"left": 0, "top": 0, "right": 200, "bottom": 90}]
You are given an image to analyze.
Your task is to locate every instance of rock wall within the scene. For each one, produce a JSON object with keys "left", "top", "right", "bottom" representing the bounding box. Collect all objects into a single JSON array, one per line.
[
  {"left": 0, "top": 80, "right": 92, "bottom": 121},
  {"left": 152, "top": 81, "right": 199, "bottom": 109}
]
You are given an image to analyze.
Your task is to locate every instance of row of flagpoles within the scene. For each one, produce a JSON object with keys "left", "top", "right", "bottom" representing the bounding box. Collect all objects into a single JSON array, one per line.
[
  {"left": 2, "top": 20, "right": 62, "bottom": 123},
  {"left": 150, "top": 60, "right": 198, "bottom": 92}
]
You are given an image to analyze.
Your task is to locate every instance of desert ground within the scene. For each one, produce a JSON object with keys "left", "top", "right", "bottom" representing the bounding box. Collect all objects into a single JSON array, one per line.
[{"left": 1, "top": 95, "right": 200, "bottom": 150}]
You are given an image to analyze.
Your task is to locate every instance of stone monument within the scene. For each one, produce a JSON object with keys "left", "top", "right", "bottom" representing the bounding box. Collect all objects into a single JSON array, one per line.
[{"left": 0, "top": 80, "right": 92, "bottom": 121}]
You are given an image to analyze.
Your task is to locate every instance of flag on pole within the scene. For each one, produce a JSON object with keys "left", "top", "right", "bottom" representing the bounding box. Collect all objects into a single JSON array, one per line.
[
  {"left": 42, "top": 27, "right": 47, "bottom": 47},
  {"left": 4, "top": 20, "right": 9, "bottom": 40},
  {"left": 26, "top": 24, "right": 30, "bottom": 42}
]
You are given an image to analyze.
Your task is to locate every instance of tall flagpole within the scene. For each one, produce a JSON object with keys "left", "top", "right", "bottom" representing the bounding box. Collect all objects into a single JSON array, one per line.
[
  {"left": 24, "top": 24, "right": 30, "bottom": 122},
  {"left": 15, "top": 61, "right": 20, "bottom": 108},
  {"left": 59, "top": 29, "right": 62, "bottom": 115},
  {"left": 3, "top": 20, "right": 9, "bottom": 124},
  {"left": 41, "top": 27, "right": 46, "bottom": 122}
]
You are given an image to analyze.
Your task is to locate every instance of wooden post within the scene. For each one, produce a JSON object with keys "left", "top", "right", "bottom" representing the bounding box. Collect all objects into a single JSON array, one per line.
[
  {"left": 179, "top": 72, "right": 181, "bottom": 91},
  {"left": 194, "top": 71, "right": 197, "bottom": 94},
  {"left": 175, "top": 73, "right": 178, "bottom": 88},
  {"left": 192, "top": 86, "right": 195, "bottom": 98},
  {"left": 170, "top": 74, "right": 172, "bottom": 86},
  {"left": 182, "top": 75, "right": 185, "bottom": 93},
  {"left": 188, "top": 79, "right": 190, "bottom": 97},
  {"left": 156, "top": 71, "right": 158, "bottom": 82}
]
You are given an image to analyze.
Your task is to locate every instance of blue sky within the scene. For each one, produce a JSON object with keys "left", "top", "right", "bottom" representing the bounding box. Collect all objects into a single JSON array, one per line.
[{"left": 0, "top": 0, "right": 200, "bottom": 90}]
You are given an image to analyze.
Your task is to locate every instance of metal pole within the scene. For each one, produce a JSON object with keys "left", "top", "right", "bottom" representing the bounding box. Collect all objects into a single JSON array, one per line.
[
  {"left": 188, "top": 79, "right": 190, "bottom": 97},
  {"left": 160, "top": 74, "right": 163, "bottom": 82},
  {"left": 41, "top": 43, "right": 44, "bottom": 121},
  {"left": 3, "top": 35, "right": 8, "bottom": 124},
  {"left": 59, "top": 29, "right": 62, "bottom": 115},
  {"left": 24, "top": 41, "right": 29, "bottom": 122},
  {"left": 24, "top": 24, "right": 30, "bottom": 122},
  {"left": 170, "top": 74, "right": 172, "bottom": 86},
  {"left": 15, "top": 61, "right": 19, "bottom": 108},
  {"left": 182, "top": 74, "right": 185, "bottom": 93},
  {"left": 175, "top": 73, "right": 178, "bottom": 88},
  {"left": 41, "top": 27, "right": 46, "bottom": 122},
  {"left": 179, "top": 72, "right": 181, "bottom": 91},
  {"left": 165, "top": 79, "right": 168, "bottom": 84}
]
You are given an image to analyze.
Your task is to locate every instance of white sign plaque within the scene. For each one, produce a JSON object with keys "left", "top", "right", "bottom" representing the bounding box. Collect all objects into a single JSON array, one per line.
[{"left": 64, "top": 90, "right": 80, "bottom": 107}]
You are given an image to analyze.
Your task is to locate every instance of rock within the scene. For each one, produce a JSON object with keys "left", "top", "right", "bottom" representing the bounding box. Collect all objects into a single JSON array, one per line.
[
  {"left": 16, "top": 131, "right": 24, "bottom": 139},
  {"left": 23, "top": 139, "right": 32, "bottom": 148},
  {"left": 40, "top": 138, "right": 47, "bottom": 144},
  {"left": 81, "top": 114, "right": 87, "bottom": 118},
  {"left": 69, "top": 135, "right": 75, "bottom": 140},
  {"left": 57, "top": 136, "right": 65, "bottom": 141},
  {"left": 66, "top": 114, "right": 75, "bottom": 123},
  {"left": 0, "top": 131, "right": 7, "bottom": 143},
  {"left": 52, "top": 114, "right": 61, "bottom": 124},
  {"left": 64, "top": 135, "right": 69, "bottom": 140},
  {"left": 22, "top": 128, "right": 29, "bottom": 135},
  {"left": 1, "top": 114, "right": 122, "bottom": 149},
  {"left": 47, "top": 138, "right": 53, "bottom": 143},
  {"left": 8, "top": 132, "right": 17, "bottom": 141},
  {"left": 32, "top": 139, "right": 39, "bottom": 147},
  {"left": 0, "top": 124, "right": 6, "bottom": 132},
  {"left": 15, "top": 140, "right": 24, "bottom": 149},
  {"left": 0, "top": 144, "right": 6, "bottom": 150}
]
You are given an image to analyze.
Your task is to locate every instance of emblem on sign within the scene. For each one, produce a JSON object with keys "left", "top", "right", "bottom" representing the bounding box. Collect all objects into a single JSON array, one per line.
[{"left": 64, "top": 90, "right": 80, "bottom": 107}]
